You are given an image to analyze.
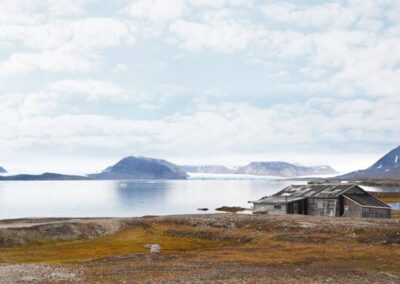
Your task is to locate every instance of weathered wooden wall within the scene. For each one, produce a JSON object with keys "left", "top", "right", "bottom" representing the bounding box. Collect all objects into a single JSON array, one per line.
[
  {"left": 307, "top": 198, "right": 337, "bottom": 216},
  {"left": 361, "top": 207, "right": 391, "bottom": 218},
  {"left": 343, "top": 197, "right": 362, "bottom": 217},
  {"left": 253, "top": 203, "right": 286, "bottom": 215},
  {"left": 343, "top": 196, "right": 391, "bottom": 218}
]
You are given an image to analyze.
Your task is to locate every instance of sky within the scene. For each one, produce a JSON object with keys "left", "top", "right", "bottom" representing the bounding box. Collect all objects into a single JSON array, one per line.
[{"left": 0, "top": 0, "right": 399, "bottom": 174}]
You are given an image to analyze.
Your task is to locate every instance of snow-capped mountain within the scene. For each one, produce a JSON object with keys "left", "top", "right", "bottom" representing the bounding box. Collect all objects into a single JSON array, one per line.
[
  {"left": 180, "top": 165, "right": 237, "bottom": 174},
  {"left": 236, "top": 162, "right": 337, "bottom": 177},
  {"left": 338, "top": 145, "right": 400, "bottom": 180}
]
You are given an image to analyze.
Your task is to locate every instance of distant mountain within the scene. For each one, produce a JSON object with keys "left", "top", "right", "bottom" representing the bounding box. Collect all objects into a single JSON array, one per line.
[
  {"left": 180, "top": 165, "right": 236, "bottom": 174},
  {"left": 236, "top": 162, "right": 337, "bottom": 177},
  {"left": 0, "top": 167, "right": 6, "bottom": 174},
  {"left": 0, "top": 173, "right": 89, "bottom": 181},
  {"left": 91, "top": 156, "right": 188, "bottom": 180},
  {"left": 338, "top": 145, "right": 400, "bottom": 180}
]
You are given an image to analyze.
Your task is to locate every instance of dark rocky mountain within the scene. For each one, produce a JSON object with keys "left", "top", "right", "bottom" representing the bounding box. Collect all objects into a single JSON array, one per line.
[
  {"left": 180, "top": 165, "right": 236, "bottom": 174},
  {"left": 236, "top": 162, "right": 337, "bottom": 177},
  {"left": 0, "top": 167, "right": 6, "bottom": 174},
  {"left": 338, "top": 145, "right": 400, "bottom": 180},
  {"left": 91, "top": 156, "right": 188, "bottom": 180},
  {"left": 0, "top": 173, "right": 89, "bottom": 181}
]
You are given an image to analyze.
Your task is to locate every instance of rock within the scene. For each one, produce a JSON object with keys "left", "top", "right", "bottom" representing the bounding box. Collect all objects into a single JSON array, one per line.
[
  {"left": 144, "top": 244, "right": 161, "bottom": 254},
  {"left": 215, "top": 206, "right": 246, "bottom": 213}
]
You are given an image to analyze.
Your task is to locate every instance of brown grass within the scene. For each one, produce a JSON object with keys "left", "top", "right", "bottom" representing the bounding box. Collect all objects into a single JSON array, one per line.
[{"left": 0, "top": 224, "right": 237, "bottom": 264}]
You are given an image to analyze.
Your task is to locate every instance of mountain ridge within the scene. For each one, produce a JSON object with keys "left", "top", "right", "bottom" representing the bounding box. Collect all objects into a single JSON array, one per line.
[
  {"left": 180, "top": 165, "right": 236, "bottom": 174},
  {"left": 337, "top": 145, "right": 400, "bottom": 180},
  {"left": 237, "top": 161, "right": 337, "bottom": 177},
  {"left": 182, "top": 162, "right": 337, "bottom": 177}
]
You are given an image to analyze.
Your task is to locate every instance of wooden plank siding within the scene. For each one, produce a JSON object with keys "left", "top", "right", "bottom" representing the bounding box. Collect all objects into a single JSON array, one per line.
[
  {"left": 343, "top": 197, "right": 362, "bottom": 217},
  {"left": 253, "top": 203, "right": 287, "bottom": 215},
  {"left": 361, "top": 207, "right": 391, "bottom": 218},
  {"left": 307, "top": 198, "right": 337, "bottom": 217}
]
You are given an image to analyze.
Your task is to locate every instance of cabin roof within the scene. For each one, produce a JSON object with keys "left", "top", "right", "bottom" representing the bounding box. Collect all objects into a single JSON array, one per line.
[
  {"left": 344, "top": 193, "right": 392, "bottom": 208},
  {"left": 251, "top": 184, "right": 382, "bottom": 204}
]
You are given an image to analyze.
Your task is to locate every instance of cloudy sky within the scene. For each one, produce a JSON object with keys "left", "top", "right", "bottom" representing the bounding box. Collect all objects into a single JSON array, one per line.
[{"left": 0, "top": 0, "right": 399, "bottom": 174}]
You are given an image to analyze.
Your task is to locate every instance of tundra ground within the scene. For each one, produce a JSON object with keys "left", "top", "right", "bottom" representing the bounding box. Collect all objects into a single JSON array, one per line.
[{"left": 0, "top": 212, "right": 399, "bottom": 283}]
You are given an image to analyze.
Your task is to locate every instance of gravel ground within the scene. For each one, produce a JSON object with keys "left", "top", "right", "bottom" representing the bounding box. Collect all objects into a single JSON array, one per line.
[{"left": 0, "top": 264, "right": 84, "bottom": 283}]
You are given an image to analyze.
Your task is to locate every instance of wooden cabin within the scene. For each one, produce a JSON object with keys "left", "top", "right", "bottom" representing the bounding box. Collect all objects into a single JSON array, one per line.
[{"left": 250, "top": 184, "right": 392, "bottom": 218}]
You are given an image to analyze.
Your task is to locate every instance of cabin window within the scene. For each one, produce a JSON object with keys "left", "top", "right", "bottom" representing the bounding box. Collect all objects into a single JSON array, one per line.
[
  {"left": 274, "top": 205, "right": 281, "bottom": 210},
  {"left": 317, "top": 201, "right": 324, "bottom": 209}
]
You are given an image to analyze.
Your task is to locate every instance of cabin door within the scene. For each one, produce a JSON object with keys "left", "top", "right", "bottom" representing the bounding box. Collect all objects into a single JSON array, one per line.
[{"left": 293, "top": 203, "right": 299, "bottom": 214}]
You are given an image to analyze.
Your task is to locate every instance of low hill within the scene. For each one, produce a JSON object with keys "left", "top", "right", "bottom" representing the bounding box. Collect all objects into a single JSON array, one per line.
[
  {"left": 0, "top": 173, "right": 89, "bottom": 181},
  {"left": 0, "top": 167, "right": 6, "bottom": 174}
]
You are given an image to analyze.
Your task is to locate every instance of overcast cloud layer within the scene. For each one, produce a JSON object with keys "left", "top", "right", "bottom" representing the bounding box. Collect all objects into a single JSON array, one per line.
[{"left": 0, "top": 0, "right": 399, "bottom": 173}]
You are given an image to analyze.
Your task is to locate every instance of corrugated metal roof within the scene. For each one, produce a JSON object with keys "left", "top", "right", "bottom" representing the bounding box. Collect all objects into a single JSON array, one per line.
[
  {"left": 252, "top": 195, "right": 306, "bottom": 204},
  {"left": 344, "top": 193, "right": 392, "bottom": 208},
  {"left": 252, "top": 184, "right": 359, "bottom": 204},
  {"left": 273, "top": 184, "right": 357, "bottom": 198}
]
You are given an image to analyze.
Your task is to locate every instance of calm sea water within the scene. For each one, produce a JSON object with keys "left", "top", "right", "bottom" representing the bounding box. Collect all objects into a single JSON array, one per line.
[{"left": 0, "top": 177, "right": 398, "bottom": 219}]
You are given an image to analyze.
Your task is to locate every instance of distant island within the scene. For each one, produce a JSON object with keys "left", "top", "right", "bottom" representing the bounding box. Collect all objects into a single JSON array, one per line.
[
  {"left": 90, "top": 156, "right": 188, "bottom": 180},
  {"left": 0, "top": 156, "right": 188, "bottom": 181},
  {"left": 0, "top": 173, "right": 90, "bottom": 181},
  {"left": 0, "top": 167, "right": 6, "bottom": 174},
  {"left": 181, "top": 162, "right": 337, "bottom": 177}
]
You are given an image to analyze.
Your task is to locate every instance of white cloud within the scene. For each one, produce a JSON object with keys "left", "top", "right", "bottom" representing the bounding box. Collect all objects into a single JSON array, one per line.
[
  {"left": 0, "top": 18, "right": 135, "bottom": 50},
  {"left": 113, "top": 63, "right": 128, "bottom": 73},
  {"left": 261, "top": 2, "right": 357, "bottom": 29},
  {"left": 0, "top": 18, "right": 135, "bottom": 76},
  {"left": 49, "top": 80, "right": 130, "bottom": 102},
  {"left": 0, "top": 48, "right": 93, "bottom": 76},
  {"left": 48, "top": 80, "right": 188, "bottom": 107},
  {"left": 124, "top": 0, "right": 186, "bottom": 22},
  {"left": 1, "top": 96, "right": 399, "bottom": 156},
  {"left": 169, "top": 19, "right": 264, "bottom": 53}
]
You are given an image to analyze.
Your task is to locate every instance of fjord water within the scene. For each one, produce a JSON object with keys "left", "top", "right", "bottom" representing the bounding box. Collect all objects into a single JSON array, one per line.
[{"left": 0, "top": 178, "right": 398, "bottom": 219}]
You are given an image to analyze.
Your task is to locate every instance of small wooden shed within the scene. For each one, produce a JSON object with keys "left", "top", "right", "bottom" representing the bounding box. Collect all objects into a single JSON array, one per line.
[{"left": 250, "top": 184, "right": 392, "bottom": 218}]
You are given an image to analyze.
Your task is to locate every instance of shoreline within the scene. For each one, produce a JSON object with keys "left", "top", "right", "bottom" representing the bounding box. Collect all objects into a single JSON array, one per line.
[{"left": 0, "top": 190, "right": 398, "bottom": 222}]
